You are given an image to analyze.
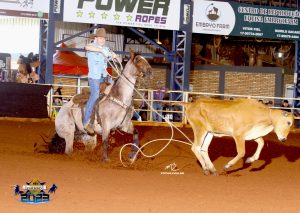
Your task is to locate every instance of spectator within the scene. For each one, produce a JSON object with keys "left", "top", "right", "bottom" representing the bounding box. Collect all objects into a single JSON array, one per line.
[
  {"left": 188, "top": 95, "right": 195, "bottom": 102},
  {"left": 139, "top": 92, "right": 149, "bottom": 121},
  {"left": 281, "top": 99, "right": 291, "bottom": 112},
  {"left": 132, "top": 111, "right": 142, "bottom": 121},
  {"left": 268, "top": 100, "right": 273, "bottom": 107},
  {"left": 162, "top": 94, "right": 173, "bottom": 122},
  {"left": 54, "top": 87, "right": 63, "bottom": 102},
  {"left": 52, "top": 90, "right": 63, "bottom": 118},
  {"left": 152, "top": 81, "right": 167, "bottom": 122}
]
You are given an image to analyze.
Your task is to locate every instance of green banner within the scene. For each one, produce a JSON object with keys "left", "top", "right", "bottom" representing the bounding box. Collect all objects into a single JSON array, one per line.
[{"left": 193, "top": 0, "right": 300, "bottom": 40}]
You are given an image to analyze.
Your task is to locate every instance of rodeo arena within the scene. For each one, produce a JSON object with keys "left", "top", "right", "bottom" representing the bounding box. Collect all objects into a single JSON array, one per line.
[{"left": 1, "top": 0, "right": 300, "bottom": 212}]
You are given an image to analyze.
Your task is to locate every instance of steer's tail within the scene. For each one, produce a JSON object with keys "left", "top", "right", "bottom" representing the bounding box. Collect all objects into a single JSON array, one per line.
[{"left": 169, "top": 101, "right": 191, "bottom": 105}]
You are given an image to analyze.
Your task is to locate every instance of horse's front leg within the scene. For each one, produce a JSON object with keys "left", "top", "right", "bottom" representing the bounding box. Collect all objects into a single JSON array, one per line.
[
  {"left": 121, "top": 122, "right": 139, "bottom": 162},
  {"left": 101, "top": 125, "right": 110, "bottom": 162},
  {"left": 129, "top": 127, "right": 139, "bottom": 162}
]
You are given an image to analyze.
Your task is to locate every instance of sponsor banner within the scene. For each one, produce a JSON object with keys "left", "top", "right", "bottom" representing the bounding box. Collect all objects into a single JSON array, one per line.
[
  {"left": 193, "top": 0, "right": 300, "bottom": 40},
  {"left": 0, "top": 0, "right": 48, "bottom": 18},
  {"left": 54, "top": 0, "right": 61, "bottom": 14},
  {"left": 63, "top": 0, "right": 180, "bottom": 30}
]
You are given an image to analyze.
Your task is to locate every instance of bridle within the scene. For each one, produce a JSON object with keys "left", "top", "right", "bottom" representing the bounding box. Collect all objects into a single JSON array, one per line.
[{"left": 107, "top": 54, "right": 149, "bottom": 87}]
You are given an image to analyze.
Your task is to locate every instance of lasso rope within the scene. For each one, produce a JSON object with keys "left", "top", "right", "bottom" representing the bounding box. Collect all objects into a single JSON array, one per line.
[{"left": 105, "top": 54, "right": 194, "bottom": 167}]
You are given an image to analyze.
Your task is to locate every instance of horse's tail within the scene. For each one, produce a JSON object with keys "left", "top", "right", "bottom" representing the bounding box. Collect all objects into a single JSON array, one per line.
[
  {"left": 48, "top": 133, "right": 66, "bottom": 154},
  {"left": 38, "top": 132, "right": 65, "bottom": 154}
]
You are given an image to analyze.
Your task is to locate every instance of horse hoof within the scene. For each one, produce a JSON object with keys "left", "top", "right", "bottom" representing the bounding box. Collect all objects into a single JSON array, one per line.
[
  {"left": 102, "top": 158, "right": 111, "bottom": 163},
  {"left": 128, "top": 152, "right": 137, "bottom": 162}
]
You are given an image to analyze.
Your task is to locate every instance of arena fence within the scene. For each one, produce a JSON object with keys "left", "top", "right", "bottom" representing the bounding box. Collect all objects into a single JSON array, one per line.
[{"left": 48, "top": 82, "right": 300, "bottom": 127}]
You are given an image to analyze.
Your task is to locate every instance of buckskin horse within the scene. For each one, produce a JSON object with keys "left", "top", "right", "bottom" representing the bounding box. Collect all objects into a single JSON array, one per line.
[{"left": 54, "top": 50, "right": 152, "bottom": 161}]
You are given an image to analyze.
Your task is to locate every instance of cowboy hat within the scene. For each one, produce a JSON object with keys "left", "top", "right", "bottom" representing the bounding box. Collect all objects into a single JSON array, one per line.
[{"left": 89, "top": 28, "right": 106, "bottom": 38}]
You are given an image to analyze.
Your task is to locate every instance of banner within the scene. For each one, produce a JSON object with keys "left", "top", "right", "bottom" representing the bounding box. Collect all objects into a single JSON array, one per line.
[
  {"left": 63, "top": 0, "right": 180, "bottom": 30},
  {"left": 0, "top": 0, "right": 48, "bottom": 18},
  {"left": 193, "top": 0, "right": 300, "bottom": 40}
]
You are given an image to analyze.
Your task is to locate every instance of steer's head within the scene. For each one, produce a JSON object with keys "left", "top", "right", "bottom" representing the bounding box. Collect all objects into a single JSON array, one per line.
[{"left": 271, "top": 110, "right": 294, "bottom": 142}]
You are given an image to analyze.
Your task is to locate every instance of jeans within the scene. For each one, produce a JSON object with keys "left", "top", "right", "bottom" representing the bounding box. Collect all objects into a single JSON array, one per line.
[
  {"left": 83, "top": 77, "right": 105, "bottom": 125},
  {"left": 152, "top": 101, "right": 162, "bottom": 122}
]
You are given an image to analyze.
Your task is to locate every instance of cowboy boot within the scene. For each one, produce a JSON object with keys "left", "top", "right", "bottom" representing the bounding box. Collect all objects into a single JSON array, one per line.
[{"left": 84, "top": 123, "right": 95, "bottom": 136}]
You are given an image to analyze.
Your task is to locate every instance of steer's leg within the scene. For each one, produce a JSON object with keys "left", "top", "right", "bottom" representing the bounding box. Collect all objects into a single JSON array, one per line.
[
  {"left": 245, "top": 137, "right": 264, "bottom": 164},
  {"left": 224, "top": 135, "right": 246, "bottom": 171},
  {"left": 191, "top": 129, "right": 216, "bottom": 175},
  {"left": 198, "top": 132, "right": 217, "bottom": 175},
  {"left": 191, "top": 129, "right": 207, "bottom": 172}
]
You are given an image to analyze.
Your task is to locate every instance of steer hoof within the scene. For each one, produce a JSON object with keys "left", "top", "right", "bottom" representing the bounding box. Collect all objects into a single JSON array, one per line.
[
  {"left": 211, "top": 171, "right": 219, "bottom": 176},
  {"left": 245, "top": 157, "right": 253, "bottom": 164},
  {"left": 203, "top": 170, "right": 210, "bottom": 176},
  {"left": 224, "top": 165, "right": 231, "bottom": 171}
]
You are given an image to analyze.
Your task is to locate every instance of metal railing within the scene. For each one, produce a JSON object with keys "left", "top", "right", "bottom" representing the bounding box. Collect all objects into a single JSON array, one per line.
[{"left": 48, "top": 83, "right": 300, "bottom": 126}]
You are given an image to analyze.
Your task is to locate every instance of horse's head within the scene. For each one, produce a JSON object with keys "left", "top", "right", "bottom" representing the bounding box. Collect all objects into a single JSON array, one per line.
[{"left": 130, "top": 50, "right": 152, "bottom": 79}]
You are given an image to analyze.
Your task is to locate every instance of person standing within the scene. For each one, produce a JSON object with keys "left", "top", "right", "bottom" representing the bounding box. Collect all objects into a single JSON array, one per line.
[
  {"left": 152, "top": 81, "right": 167, "bottom": 122},
  {"left": 281, "top": 99, "right": 291, "bottom": 112},
  {"left": 83, "top": 28, "right": 117, "bottom": 134}
]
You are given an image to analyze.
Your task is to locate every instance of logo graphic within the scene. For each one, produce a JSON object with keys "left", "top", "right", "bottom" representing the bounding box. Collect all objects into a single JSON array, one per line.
[
  {"left": 193, "top": 1, "right": 235, "bottom": 35},
  {"left": 161, "top": 162, "right": 184, "bottom": 175},
  {"left": 0, "top": 60, "right": 5, "bottom": 69},
  {"left": 206, "top": 3, "right": 220, "bottom": 22},
  {"left": 19, "top": 0, "right": 34, "bottom": 8},
  {"left": 13, "top": 179, "right": 57, "bottom": 204}
]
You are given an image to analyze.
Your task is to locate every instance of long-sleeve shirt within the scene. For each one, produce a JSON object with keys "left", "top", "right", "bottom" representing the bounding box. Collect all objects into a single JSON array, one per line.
[
  {"left": 86, "top": 42, "right": 112, "bottom": 79},
  {"left": 153, "top": 87, "right": 167, "bottom": 100}
]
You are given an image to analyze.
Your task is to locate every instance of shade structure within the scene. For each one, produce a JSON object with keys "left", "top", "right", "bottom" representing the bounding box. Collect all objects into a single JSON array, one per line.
[{"left": 53, "top": 43, "right": 88, "bottom": 75}]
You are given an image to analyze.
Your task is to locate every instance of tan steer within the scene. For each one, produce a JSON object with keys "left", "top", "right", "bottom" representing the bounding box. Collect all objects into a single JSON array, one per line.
[{"left": 185, "top": 98, "right": 294, "bottom": 175}]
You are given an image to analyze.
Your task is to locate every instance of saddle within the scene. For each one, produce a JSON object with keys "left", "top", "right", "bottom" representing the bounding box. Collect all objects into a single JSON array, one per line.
[
  {"left": 73, "top": 87, "right": 90, "bottom": 107},
  {"left": 72, "top": 82, "right": 111, "bottom": 107},
  {"left": 73, "top": 82, "right": 111, "bottom": 126}
]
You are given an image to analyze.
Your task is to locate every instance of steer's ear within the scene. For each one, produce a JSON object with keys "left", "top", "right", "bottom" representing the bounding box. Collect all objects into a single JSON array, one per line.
[{"left": 282, "top": 111, "right": 288, "bottom": 117}]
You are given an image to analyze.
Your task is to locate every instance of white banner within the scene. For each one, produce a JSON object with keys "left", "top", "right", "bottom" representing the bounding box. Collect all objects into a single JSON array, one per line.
[
  {"left": 193, "top": 0, "right": 236, "bottom": 35},
  {"left": 63, "top": 0, "right": 180, "bottom": 30},
  {"left": 0, "top": 0, "right": 49, "bottom": 18},
  {"left": 0, "top": 0, "right": 48, "bottom": 13}
]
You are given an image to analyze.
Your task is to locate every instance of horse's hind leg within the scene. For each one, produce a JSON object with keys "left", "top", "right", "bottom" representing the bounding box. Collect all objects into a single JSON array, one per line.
[{"left": 64, "top": 131, "right": 75, "bottom": 155}]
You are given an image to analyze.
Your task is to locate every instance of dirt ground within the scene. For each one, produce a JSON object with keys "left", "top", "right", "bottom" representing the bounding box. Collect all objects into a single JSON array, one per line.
[{"left": 0, "top": 119, "right": 300, "bottom": 213}]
